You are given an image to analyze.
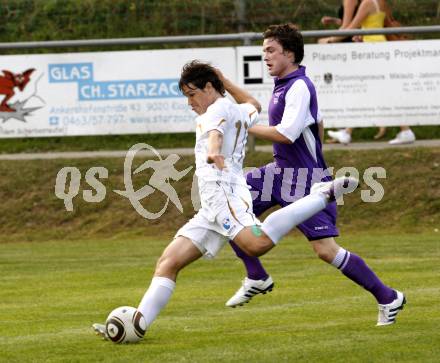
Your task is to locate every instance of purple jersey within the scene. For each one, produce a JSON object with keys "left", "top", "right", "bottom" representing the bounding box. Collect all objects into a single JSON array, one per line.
[
  {"left": 269, "top": 66, "right": 331, "bottom": 184},
  {"left": 247, "top": 66, "right": 338, "bottom": 240}
]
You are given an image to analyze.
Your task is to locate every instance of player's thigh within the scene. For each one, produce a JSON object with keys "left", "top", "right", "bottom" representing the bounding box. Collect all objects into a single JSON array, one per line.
[
  {"left": 155, "top": 236, "right": 203, "bottom": 274},
  {"left": 221, "top": 185, "right": 273, "bottom": 256},
  {"left": 214, "top": 184, "right": 259, "bottom": 236},
  {"left": 177, "top": 212, "right": 228, "bottom": 259}
]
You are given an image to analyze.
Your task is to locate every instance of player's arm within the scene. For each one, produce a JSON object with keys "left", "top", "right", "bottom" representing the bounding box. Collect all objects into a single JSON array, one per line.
[
  {"left": 250, "top": 80, "right": 311, "bottom": 144},
  {"left": 248, "top": 125, "right": 292, "bottom": 144},
  {"left": 206, "top": 130, "right": 225, "bottom": 170},
  {"left": 215, "top": 69, "right": 262, "bottom": 113}
]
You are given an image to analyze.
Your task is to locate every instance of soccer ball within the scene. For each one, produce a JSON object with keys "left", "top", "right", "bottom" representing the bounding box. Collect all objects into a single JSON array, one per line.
[{"left": 105, "top": 306, "right": 146, "bottom": 344}]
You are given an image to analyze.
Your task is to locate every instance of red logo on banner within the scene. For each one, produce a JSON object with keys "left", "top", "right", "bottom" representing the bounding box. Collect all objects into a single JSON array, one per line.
[{"left": 0, "top": 68, "right": 44, "bottom": 122}]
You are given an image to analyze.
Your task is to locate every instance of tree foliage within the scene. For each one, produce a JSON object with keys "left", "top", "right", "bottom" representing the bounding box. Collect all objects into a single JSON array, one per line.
[{"left": 0, "top": 0, "right": 438, "bottom": 45}]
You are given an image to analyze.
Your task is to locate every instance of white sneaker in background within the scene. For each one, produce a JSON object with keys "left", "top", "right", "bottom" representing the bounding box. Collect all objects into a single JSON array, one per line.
[
  {"left": 389, "top": 130, "right": 416, "bottom": 145},
  {"left": 377, "top": 290, "right": 406, "bottom": 326},
  {"left": 225, "top": 276, "right": 274, "bottom": 307},
  {"left": 327, "top": 129, "right": 352, "bottom": 144}
]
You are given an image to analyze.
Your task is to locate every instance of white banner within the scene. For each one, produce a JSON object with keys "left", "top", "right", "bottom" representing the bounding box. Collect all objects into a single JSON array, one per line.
[
  {"left": 237, "top": 39, "right": 440, "bottom": 128},
  {"left": 0, "top": 48, "right": 235, "bottom": 138},
  {"left": 0, "top": 40, "right": 439, "bottom": 138}
]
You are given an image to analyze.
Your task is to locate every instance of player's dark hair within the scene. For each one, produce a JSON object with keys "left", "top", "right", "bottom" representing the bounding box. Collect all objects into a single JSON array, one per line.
[
  {"left": 179, "top": 60, "right": 225, "bottom": 96},
  {"left": 263, "top": 23, "right": 304, "bottom": 64}
]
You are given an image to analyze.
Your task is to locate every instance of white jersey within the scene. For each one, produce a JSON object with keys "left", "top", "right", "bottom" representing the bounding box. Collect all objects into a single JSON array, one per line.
[
  {"left": 176, "top": 98, "right": 261, "bottom": 258},
  {"left": 194, "top": 97, "right": 258, "bottom": 185}
]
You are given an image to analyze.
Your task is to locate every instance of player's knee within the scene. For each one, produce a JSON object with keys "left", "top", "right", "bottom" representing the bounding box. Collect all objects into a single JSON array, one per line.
[
  {"left": 244, "top": 245, "right": 260, "bottom": 257},
  {"left": 243, "top": 238, "right": 272, "bottom": 257},
  {"left": 236, "top": 242, "right": 259, "bottom": 257},
  {"left": 312, "top": 238, "right": 339, "bottom": 263},
  {"left": 316, "top": 250, "right": 333, "bottom": 262},
  {"left": 155, "top": 255, "right": 181, "bottom": 276},
  {"left": 313, "top": 244, "right": 334, "bottom": 263}
]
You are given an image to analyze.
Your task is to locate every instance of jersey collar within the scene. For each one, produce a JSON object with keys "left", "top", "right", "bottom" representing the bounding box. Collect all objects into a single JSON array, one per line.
[{"left": 274, "top": 65, "right": 306, "bottom": 86}]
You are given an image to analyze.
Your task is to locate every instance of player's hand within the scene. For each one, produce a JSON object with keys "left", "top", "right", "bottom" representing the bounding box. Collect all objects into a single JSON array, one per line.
[
  {"left": 214, "top": 68, "right": 226, "bottom": 83},
  {"left": 214, "top": 68, "right": 233, "bottom": 91},
  {"left": 207, "top": 154, "right": 226, "bottom": 170}
]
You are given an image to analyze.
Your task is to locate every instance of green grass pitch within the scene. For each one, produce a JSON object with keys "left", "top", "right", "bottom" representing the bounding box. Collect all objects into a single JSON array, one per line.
[{"left": 1, "top": 232, "right": 439, "bottom": 362}]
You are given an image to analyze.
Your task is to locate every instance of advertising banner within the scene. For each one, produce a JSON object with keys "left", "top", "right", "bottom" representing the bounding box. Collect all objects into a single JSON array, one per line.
[
  {"left": 0, "top": 48, "right": 235, "bottom": 138},
  {"left": 1, "top": 39, "right": 439, "bottom": 137},
  {"left": 237, "top": 39, "right": 440, "bottom": 128}
]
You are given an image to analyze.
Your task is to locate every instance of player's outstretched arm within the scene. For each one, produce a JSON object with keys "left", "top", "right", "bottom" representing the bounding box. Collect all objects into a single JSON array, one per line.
[
  {"left": 206, "top": 130, "right": 225, "bottom": 170},
  {"left": 215, "top": 69, "right": 261, "bottom": 113},
  {"left": 248, "top": 124, "right": 292, "bottom": 144}
]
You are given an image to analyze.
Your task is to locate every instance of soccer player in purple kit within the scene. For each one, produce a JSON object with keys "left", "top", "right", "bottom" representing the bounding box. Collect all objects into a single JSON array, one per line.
[{"left": 225, "top": 23, "right": 406, "bottom": 326}]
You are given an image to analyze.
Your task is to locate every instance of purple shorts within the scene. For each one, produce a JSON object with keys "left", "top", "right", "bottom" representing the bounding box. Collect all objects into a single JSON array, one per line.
[{"left": 246, "top": 163, "right": 339, "bottom": 241}]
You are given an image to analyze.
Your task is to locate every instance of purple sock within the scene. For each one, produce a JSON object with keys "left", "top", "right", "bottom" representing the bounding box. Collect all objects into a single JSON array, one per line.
[
  {"left": 229, "top": 240, "right": 269, "bottom": 281},
  {"left": 337, "top": 251, "right": 396, "bottom": 304}
]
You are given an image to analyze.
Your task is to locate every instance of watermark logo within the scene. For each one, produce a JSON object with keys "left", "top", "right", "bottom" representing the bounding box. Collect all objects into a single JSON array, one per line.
[
  {"left": 54, "top": 143, "right": 192, "bottom": 219},
  {"left": 114, "top": 143, "right": 192, "bottom": 219},
  {"left": 55, "top": 143, "right": 387, "bottom": 220}
]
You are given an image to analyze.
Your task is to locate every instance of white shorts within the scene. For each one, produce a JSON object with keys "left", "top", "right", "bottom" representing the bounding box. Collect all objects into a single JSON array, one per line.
[{"left": 175, "top": 181, "right": 260, "bottom": 259}]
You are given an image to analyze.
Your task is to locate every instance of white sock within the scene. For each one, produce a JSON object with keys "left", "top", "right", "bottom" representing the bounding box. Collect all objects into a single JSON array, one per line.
[
  {"left": 137, "top": 276, "right": 176, "bottom": 327},
  {"left": 331, "top": 247, "right": 350, "bottom": 270},
  {"left": 262, "top": 193, "right": 327, "bottom": 244}
]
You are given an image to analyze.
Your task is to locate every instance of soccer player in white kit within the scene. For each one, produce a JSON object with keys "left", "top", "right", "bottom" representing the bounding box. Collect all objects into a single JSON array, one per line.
[{"left": 93, "top": 61, "right": 357, "bottom": 338}]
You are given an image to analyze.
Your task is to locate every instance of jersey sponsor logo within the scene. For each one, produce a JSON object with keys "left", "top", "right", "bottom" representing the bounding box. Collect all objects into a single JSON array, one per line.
[
  {"left": 314, "top": 225, "right": 329, "bottom": 231},
  {"left": 272, "top": 89, "right": 284, "bottom": 105},
  {"left": 222, "top": 217, "right": 231, "bottom": 230}
]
